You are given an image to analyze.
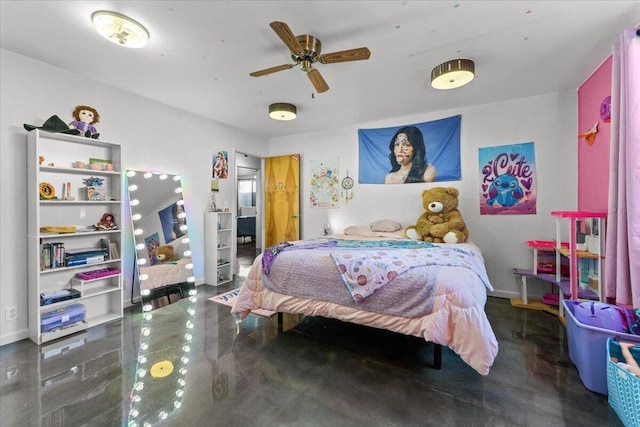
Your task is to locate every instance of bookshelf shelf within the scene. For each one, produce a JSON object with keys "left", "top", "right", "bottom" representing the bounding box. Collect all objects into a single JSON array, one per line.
[
  {"left": 28, "top": 130, "right": 123, "bottom": 345},
  {"left": 205, "top": 211, "right": 235, "bottom": 286}
]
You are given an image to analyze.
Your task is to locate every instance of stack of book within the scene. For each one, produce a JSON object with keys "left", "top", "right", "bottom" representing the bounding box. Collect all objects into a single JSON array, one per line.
[
  {"left": 41, "top": 242, "right": 65, "bottom": 270},
  {"left": 64, "top": 247, "right": 108, "bottom": 267}
]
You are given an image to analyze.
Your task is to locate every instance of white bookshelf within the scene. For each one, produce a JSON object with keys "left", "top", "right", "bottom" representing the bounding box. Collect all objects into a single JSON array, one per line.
[
  {"left": 204, "top": 211, "right": 234, "bottom": 286},
  {"left": 27, "top": 130, "right": 123, "bottom": 344}
]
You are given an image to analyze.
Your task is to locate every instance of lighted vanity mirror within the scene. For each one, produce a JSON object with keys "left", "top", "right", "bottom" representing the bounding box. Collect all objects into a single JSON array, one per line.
[{"left": 126, "top": 169, "right": 195, "bottom": 309}]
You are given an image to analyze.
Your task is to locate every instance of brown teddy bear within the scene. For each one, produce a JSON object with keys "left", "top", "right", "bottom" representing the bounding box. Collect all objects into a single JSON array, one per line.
[
  {"left": 154, "top": 245, "right": 177, "bottom": 263},
  {"left": 405, "top": 187, "right": 469, "bottom": 243}
]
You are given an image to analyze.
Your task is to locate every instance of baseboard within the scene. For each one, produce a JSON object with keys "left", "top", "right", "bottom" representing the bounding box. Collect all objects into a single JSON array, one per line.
[
  {"left": 0, "top": 328, "right": 29, "bottom": 347},
  {"left": 488, "top": 289, "right": 520, "bottom": 299}
]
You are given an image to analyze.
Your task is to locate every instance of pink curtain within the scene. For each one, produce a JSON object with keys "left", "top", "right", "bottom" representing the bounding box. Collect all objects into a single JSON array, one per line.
[{"left": 605, "top": 28, "right": 640, "bottom": 308}]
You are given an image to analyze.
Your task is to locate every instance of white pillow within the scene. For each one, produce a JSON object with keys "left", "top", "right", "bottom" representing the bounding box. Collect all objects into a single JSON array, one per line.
[{"left": 370, "top": 219, "right": 402, "bottom": 232}]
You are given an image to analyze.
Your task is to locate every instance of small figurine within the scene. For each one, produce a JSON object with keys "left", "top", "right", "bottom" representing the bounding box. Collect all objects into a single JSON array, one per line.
[
  {"left": 83, "top": 176, "right": 104, "bottom": 187},
  {"left": 69, "top": 105, "right": 100, "bottom": 139},
  {"left": 95, "top": 213, "right": 118, "bottom": 230}
]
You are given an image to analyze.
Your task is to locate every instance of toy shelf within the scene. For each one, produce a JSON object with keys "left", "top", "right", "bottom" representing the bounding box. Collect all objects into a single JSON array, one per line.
[{"left": 513, "top": 211, "right": 606, "bottom": 319}]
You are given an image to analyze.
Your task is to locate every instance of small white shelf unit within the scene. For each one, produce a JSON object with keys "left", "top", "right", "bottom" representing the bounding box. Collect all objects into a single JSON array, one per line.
[
  {"left": 27, "top": 130, "right": 123, "bottom": 345},
  {"left": 204, "top": 211, "right": 234, "bottom": 286}
]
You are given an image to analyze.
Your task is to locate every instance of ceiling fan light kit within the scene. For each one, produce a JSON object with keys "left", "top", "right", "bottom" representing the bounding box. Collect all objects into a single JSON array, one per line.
[
  {"left": 250, "top": 21, "right": 371, "bottom": 93},
  {"left": 269, "top": 103, "right": 297, "bottom": 121},
  {"left": 92, "top": 11, "right": 149, "bottom": 48},
  {"left": 431, "top": 58, "right": 475, "bottom": 90}
]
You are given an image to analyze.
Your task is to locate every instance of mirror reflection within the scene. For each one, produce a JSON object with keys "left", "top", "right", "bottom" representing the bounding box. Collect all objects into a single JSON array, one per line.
[{"left": 125, "top": 170, "right": 195, "bottom": 309}]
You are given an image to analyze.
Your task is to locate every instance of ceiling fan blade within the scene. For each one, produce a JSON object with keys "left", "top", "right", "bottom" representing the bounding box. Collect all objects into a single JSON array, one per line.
[
  {"left": 307, "top": 68, "right": 329, "bottom": 93},
  {"left": 318, "top": 47, "right": 371, "bottom": 64},
  {"left": 269, "top": 21, "right": 304, "bottom": 56},
  {"left": 250, "top": 63, "right": 295, "bottom": 77}
]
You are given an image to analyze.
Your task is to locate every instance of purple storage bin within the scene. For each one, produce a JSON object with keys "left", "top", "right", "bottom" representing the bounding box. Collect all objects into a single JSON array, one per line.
[
  {"left": 41, "top": 303, "right": 85, "bottom": 333},
  {"left": 564, "top": 300, "right": 640, "bottom": 395}
]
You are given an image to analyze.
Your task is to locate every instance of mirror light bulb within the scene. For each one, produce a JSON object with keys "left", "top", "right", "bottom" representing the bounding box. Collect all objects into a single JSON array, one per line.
[
  {"left": 128, "top": 184, "right": 138, "bottom": 191},
  {"left": 126, "top": 170, "right": 137, "bottom": 177},
  {"left": 132, "top": 213, "right": 142, "bottom": 221},
  {"left": 144, "top": 172, "right": 153, "bottom": 179},
  {"left": 130, "top": 199, "right": 140, "bottom": 206},
  {"left": 159, "top": 174, "right": 168, "bottom": 180}
]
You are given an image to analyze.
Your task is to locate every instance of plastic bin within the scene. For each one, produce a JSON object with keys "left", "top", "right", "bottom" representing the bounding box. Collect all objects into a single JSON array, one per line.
[
  {"left": 607, "top": 338, "right": 640, "bottom": 427},
  {"left": 564, "top": 300, "right": 639, "bottom": 395},
  {"left": 41, "top": 303, "right": 85, "bottom": 333}
]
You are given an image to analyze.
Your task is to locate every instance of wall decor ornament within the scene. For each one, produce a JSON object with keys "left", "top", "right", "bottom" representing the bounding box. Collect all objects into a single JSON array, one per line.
[
  {"left": 341, "top": 172, "right": 354, "bottom": 203},
  {"left": 600, "top": 95, "right": 611, "bottom": 122},
  {"left": 39, "top": 182, "right": 56, "bottom": 199},
  {"left": 579, "top": 121, "right": 599, "bottom": 146}
]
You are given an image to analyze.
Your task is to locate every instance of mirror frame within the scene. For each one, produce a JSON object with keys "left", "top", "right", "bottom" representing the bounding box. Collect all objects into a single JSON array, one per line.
[{"left": 125, "top": 169, "right": 195, "bottom": 310}]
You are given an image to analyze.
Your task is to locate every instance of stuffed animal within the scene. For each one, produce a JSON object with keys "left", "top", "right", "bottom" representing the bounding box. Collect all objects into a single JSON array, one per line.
[
  {"left": 405, "top": 187, "right": 469, "bottom": 243},
  {"left": 154, "top": 245, "right": 177, "bottom": 263}
]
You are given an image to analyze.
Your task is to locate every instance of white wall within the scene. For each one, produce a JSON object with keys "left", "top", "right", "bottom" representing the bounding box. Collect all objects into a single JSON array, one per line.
[
  {"left": 0, "top": 49, "right": 269, "bottom": 345},
  {"left": 1, "top": 47, "right": 578, "bottom": 346},
  {"left": 268, "top": 91, "right": 577, "bottom": 299}
]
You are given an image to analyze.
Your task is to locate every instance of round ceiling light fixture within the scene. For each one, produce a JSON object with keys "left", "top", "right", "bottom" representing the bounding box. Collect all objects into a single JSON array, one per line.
[
  {"left": 92, "top": 11, "right": 149, "bottom": 48},
  {"left": 430, "top": 58, "right": 475, "bottom": 90},
  {"left": 269, "top": 103, "right": 297, "bottom": 121}
]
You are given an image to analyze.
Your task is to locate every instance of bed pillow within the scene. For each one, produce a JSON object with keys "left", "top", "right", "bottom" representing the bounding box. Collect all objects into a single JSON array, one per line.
[
  {"left": 370, "top": 219, "right": 402, "bottom": 232},
  {"left": 343, "top": 225, "right": 373, "bottom": 236}
]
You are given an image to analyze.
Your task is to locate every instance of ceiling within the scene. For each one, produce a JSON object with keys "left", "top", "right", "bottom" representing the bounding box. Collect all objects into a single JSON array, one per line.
[{"left": 1, "top": 1, "right": 638, "bottom": 139}]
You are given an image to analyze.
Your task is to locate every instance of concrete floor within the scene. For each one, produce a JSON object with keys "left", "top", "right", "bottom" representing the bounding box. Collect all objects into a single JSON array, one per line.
[{"left": 0, "top": 245, "right": 625, "bottom": 426}]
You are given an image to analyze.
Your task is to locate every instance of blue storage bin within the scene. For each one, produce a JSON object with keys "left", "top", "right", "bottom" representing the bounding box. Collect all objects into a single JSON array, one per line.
[
  {"left": 564, "top": 300, "right": 639, "bottom": 395},
  {"left": 41, "top": 303, "right": 85, "bottom": 333},
  {"left": 607, "top": 338, "right": 640, "bottom": 427}
]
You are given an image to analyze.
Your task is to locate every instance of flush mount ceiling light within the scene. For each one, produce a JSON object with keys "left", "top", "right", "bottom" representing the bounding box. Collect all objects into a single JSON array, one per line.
[
  {"left": 269, "top": 103, "right": 297, "bottom": 121},
  {"left": 430, "top": 58, "right": 475, "bottom": 90},
  {"left": 92, "top": 11, "right": 149, "bottom": 48}
]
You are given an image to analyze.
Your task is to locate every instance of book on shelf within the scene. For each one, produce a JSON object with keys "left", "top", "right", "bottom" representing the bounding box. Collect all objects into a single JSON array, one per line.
[
  {"left": 61, "top": 247, "right": 108, "bottom": 267},
  {"left": 41, "top": 242, "right": 65, "bottom": 270},
  {"left": 65, "top": 255, "right": 105, "bottom": 267},
  {"left": 65, "top": 247, "right": 108, "bottom": 257},
  {"left": 100, "top": 238, "right": 120, "bottom": 259}
]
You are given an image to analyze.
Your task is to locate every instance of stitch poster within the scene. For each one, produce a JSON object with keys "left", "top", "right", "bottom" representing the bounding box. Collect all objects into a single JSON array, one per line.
[{"left": 479, "top": 142, "right": 537, "bottom": 215}]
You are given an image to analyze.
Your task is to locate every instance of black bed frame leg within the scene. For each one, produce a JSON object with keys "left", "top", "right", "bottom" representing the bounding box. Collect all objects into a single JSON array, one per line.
[{"left": 433, "top": 343, "right": 442, "bottom": 370}]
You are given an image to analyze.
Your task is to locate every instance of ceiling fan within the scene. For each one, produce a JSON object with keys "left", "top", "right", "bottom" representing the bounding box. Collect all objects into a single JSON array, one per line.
[{"left": 249, "top": 21, "right": 371, "bottom": 93}]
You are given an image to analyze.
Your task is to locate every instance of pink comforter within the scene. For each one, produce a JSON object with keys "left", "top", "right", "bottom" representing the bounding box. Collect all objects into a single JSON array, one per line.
[{"left": 231, "top": 241, "right": 498, "bottom": 375}]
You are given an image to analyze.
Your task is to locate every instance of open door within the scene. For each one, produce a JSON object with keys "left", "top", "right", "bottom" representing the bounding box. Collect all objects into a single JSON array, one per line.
[{"left": 264, "top": 154, "right": 300, "bottom": 247}]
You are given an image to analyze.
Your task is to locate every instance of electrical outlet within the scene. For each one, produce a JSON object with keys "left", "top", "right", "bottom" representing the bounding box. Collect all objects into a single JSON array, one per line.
[{"left": 5, "top": 306, "right": 17, "bottom": 321}]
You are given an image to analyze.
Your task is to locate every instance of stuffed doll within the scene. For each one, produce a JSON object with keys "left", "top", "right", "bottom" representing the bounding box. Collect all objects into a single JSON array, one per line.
[
  {"left": 405, "top": 186, "right": 469, "bottom": 243},
  {"left": 69, "top": 105, "right": 100, "bottom": 139}
]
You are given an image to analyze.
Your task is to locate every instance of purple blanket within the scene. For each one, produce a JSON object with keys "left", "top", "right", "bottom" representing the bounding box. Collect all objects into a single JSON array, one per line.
[{"left": 261, "top": 246, "right": 438, "bottom": 318}]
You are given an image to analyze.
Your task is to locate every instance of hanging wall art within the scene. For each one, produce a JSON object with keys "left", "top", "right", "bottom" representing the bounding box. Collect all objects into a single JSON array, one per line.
[{"left": 479, "top": 142, "right": 537, "bottom": 215}]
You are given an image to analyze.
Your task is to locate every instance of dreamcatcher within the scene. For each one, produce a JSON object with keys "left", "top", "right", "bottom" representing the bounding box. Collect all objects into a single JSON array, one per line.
[{"left": 341, "top": 171, "right": 354, "bottom": 203}]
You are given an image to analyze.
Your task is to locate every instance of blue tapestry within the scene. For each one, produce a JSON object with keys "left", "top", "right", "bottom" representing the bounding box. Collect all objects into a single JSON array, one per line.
[{"left": 358, "top": 115, "right": 461, "bottom": 184}]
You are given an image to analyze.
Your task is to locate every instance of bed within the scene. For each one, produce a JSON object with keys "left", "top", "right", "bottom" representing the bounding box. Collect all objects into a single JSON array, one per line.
[
  {"left": 139, "top": 258, "right": 192, "bottom": 290},
  {"left": 231, "top": 231, "right": 498, "bottom": 376}
]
